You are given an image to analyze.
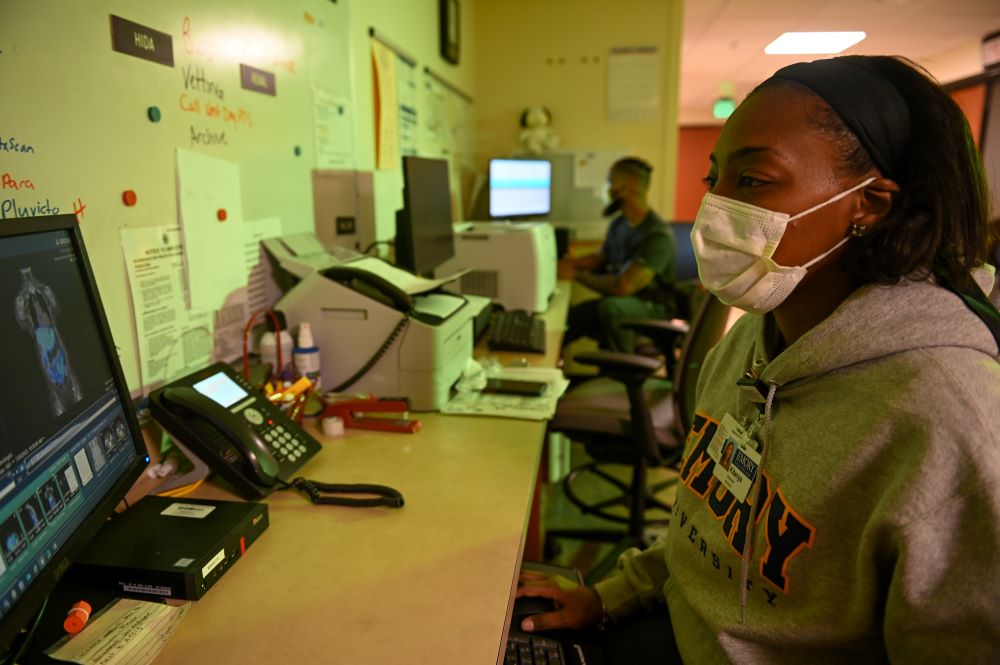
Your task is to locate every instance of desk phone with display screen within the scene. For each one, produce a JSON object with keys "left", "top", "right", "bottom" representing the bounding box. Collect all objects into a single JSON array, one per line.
[{"left": 149, "top": 363, "right": 322, "bottom": 500}]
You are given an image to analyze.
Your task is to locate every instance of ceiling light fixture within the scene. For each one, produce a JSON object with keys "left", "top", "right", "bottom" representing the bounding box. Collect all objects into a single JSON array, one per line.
[
  {"left": 712, "top": 97, "right": 736, "bottom": 120},
  {"left": 764, "top": 31, "right": 867, "bottom": 55}
]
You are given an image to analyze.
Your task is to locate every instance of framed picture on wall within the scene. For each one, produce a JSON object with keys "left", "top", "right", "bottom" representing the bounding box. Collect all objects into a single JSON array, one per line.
[{"left": 440, "top": 0, "right": 460, "bottom": 65}]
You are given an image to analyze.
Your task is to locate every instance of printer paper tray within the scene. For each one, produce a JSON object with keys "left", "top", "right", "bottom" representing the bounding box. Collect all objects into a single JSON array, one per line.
[{"left": 413, "top": 293, "right": 466, "bottom": 319}]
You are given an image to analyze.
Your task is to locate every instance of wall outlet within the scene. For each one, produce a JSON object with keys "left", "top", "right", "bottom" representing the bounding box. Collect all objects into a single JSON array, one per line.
[{"left": 336, "top": 216, "right": 356, "bottom": 235}]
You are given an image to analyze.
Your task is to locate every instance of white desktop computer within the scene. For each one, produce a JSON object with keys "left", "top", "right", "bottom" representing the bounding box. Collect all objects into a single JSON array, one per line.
[{"left": 438, "top": 221, "right": 557, "bottom": 313}]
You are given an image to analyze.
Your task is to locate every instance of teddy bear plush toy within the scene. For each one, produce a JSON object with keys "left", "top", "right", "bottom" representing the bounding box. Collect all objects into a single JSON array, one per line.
[{"left": 519, "top": 106, "right": 561, "bottom": 155}]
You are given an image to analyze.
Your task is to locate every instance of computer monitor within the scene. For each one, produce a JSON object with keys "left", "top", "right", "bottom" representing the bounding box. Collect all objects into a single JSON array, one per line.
[
  {"left": 488, "top": 158, "right": 552, "bottom": 219},
  {"left": 395, "top": 156, "right": 455, "bottom": 275},
  {"left": 0, "top": 215, "right": 147, "bottom": 653}
]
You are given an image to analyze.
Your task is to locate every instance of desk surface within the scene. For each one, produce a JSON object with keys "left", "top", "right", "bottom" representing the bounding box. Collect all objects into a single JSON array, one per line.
[{"left": 153, "top": 284, "right": 570, "bottom": 665}]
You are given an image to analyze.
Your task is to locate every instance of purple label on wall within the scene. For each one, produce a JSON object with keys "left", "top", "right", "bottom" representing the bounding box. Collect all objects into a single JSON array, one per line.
[
  {"left": 109, "top": 15, "right": 174, "bottom": 67},
  {"left": 240, "top": 64, "right": 276, "bottom": 96}
]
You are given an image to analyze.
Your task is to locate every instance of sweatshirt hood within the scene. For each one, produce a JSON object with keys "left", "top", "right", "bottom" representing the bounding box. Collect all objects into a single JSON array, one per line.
[{"left": 754, "top": 267, "right": 998, "bottom": 387}]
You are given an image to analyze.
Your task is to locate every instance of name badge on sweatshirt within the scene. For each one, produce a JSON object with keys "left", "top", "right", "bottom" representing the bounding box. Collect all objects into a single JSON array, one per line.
[{"left": 707, "top": 413, "right": 761, "bottom": 503}]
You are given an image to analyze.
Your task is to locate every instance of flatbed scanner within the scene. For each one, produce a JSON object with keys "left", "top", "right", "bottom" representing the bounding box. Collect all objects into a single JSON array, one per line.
[{"left": 263, "top": 235, "right": 477, "bottom": 411}]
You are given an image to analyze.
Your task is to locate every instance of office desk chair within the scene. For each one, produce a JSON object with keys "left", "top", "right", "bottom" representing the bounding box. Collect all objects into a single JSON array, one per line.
[
  {"left": 546, "top": 294, "right": 734, "bottom": 583},
  {"left": 627, "top": 280, "right": 703, "bottom": 375},
  {"left": 628, "top": 219, "right": 699, "bottom": 364}
]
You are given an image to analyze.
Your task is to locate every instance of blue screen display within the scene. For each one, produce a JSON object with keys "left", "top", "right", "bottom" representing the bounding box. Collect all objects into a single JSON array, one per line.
[{"left": 489, "top": 159, "right": 552, "bottom": 218}]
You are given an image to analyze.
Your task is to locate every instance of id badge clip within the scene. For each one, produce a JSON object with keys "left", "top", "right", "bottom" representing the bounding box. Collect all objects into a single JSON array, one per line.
[{"left": 737, "top": 374, "right": 768, "bottom": 411}]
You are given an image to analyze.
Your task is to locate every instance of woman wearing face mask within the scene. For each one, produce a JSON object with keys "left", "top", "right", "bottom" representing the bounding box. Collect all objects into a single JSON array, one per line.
[{"left": 516, "top": 55, "right": 1000, "bottom": 664}]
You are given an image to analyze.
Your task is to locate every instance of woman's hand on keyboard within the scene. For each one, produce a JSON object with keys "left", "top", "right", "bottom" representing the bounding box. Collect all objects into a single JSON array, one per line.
[{"left": 515, "top": 571, "right": 604, "bottom": 632}]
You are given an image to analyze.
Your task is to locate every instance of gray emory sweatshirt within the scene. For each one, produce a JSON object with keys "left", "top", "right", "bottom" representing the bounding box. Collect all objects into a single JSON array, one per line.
[{"left": 595, "top": 270, "right": 1000, "bottom": 663}]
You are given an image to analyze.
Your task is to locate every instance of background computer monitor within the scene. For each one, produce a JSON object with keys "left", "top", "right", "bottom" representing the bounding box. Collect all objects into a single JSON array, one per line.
[
  {"left": 489, "top": 158, "right": 552, "bottom": 219},
  {"left": 395, "top": 156, "right": 455, "bottom": 275},
  {"left": 0, "top": 215, "right": 147, "bottom": 653}
]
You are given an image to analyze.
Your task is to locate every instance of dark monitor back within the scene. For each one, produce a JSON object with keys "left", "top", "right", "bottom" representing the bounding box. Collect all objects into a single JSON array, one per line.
[
  {"left": 395, "top": 157, "right": 455, "bottom": 275},
  {"left": 670, "top": 221, "right": 698, "bottom": 282},
  {"left": 0, "top": 215, "right": 147, "bottom": 654}
]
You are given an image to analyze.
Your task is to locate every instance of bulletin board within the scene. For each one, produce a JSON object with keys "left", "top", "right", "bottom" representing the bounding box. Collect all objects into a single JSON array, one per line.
[
  {"left": 421, "top": 68, "right": 477, "bottom": 212},
  {"left": 0, "top": 0, "right": 355, "bottom": 393},
  {"left": 368, "top": 30, "right": 477, "bottom": 234}
]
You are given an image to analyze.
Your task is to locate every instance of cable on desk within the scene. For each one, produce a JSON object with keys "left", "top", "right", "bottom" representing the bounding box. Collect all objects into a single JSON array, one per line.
[
  {"left": 0, "top": 594, "right": 48, "bottom": 665},
  {"left": 156, "top": 479, "right": 205, "bottom": 498},
  {"left": 328, "top": 316, "right": 409, "bottom": 393},
  {"left": 279, "top": 477, "right": 404, "bottom": 508},
  {"left": 241, "top": 309, "right": 284, "bottom": 381},
  {"left": 361, "top": 239, "right": 393, "bottom": 256}
]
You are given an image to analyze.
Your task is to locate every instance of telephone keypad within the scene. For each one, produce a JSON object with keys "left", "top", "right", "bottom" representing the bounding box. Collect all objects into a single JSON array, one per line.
[{"left": 258, "top": 419, "right": 313, "bottom": 468}]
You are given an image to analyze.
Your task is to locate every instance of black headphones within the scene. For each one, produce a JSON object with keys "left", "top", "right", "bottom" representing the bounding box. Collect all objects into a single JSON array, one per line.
[{"left": 520, "top": 107, "right": 552, "bottom": 128}]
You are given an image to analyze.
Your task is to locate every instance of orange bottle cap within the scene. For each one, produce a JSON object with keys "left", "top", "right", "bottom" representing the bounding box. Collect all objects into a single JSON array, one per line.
[{"left": 63, "top": 600, "right": 92, "bottom": 634}]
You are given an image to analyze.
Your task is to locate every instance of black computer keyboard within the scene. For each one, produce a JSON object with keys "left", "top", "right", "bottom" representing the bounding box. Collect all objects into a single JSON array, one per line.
[
  {"left": 487, "top": 310, "right": 547, "bottom": 354},
  {"left": 504, "top": 632, "right": 565, "bottom": 665}
]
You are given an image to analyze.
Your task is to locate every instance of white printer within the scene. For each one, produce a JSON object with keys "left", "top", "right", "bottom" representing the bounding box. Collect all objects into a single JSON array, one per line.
[
  {"left": 263, "top": 235, "right": 474, "bottom": 411},
  {"left": 437, "top": 221, "right": 557, "bottom": 313}
]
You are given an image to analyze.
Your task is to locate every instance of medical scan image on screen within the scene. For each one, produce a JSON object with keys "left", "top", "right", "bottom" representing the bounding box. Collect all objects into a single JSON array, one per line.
[
  {"left": 14, "top": 267, "right": 83, "bottom": 418},
  {"left": 0, "top": 238, "right": 118, "bottom": 460}
]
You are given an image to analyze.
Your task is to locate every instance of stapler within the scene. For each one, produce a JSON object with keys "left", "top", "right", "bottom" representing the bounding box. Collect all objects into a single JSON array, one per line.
[{"left": 321, "top": 397, "right": 421, "bottom": 434}]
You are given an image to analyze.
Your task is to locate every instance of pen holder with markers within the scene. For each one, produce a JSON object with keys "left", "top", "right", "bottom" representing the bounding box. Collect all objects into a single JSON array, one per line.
[{"left": 265, "top": 376, "right": 314, "bottom": 424}]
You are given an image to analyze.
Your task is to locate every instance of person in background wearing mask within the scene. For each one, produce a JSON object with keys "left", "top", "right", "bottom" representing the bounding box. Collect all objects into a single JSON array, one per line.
[
  {"left": 558, "top": 157, "right": 679, "bottom": 353},
  {"left": 518, "top": 55, "right": 1000, "bottom": 664}
]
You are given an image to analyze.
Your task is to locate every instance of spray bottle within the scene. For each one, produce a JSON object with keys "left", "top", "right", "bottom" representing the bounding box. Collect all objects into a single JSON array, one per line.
[{"left": 293, "top": 322, "right": 322, "bottom": 388}]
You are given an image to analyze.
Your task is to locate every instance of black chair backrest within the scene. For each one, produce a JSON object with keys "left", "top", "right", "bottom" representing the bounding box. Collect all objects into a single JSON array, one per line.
[
  {"left": 671, "top": 294, "right": 737, "bottom": 437},
  {"left": 670, "top": 221, "right": 699, "bottom": 282}
]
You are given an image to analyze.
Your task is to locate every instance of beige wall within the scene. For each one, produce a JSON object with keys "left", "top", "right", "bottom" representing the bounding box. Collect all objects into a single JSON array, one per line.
[{"left": 473, "top": 0, "right": 684, "bottom": 218}]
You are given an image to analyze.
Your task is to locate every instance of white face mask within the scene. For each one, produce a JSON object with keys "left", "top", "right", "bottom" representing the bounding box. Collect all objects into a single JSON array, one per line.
[{"left": 691, "top": 177, "right": 875, "bottom": 313}]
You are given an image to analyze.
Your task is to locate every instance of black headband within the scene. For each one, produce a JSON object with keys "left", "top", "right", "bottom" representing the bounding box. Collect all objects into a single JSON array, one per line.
[{"left": 768, "top": 57, "right": 912, "bottom": 181}]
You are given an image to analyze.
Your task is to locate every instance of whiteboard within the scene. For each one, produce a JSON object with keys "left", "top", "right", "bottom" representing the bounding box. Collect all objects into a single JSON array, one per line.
[{"left": 0, "top": 0, "right": 354, "bottom": 391}]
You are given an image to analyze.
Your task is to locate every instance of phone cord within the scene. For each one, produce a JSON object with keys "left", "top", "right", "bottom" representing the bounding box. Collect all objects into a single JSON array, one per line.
[
  {"left": 282, "top": 477, "right": 405, "bottom": 508},
  {"left": 329, "top": 315, "right": 410, "bottom": 393}
]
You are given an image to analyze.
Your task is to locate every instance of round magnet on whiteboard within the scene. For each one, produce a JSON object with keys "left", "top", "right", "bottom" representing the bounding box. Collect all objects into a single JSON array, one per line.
[
  {"left": 294, "top": 145, "right": 302, "bottom": 156},
  {"left": 147, "top": 106, "right": 161, "bottom": 122},
  {"left": 322, "top": 416, "right": 345, "bottom": 438},
  {"left": 122, "top": 190, "right": 138, "bottom": 207},
  {"left": 217, "top": 208, "right": 227, "bottom": 222}
]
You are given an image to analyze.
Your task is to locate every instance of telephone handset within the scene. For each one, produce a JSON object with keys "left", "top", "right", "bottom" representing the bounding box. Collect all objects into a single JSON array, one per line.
[
  {"left": 322, "top": 264, "right": 414, "bottom": 312},
  {"left": 149, "top": 362, "right": 322, "bottom": 500},
  {"left": 159, "top": 387, "right": 280, "bottom": 486}
]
